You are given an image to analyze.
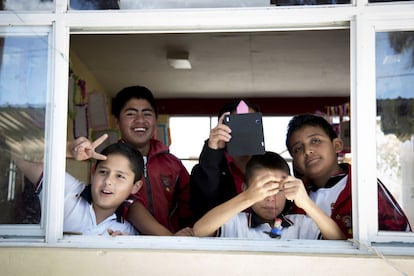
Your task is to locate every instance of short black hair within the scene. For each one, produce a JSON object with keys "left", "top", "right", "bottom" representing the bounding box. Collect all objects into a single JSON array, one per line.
[
  {"left": 96, "top": 142, "right": 144, "bottom": 183},
  {"left": 217, "top": 99, "right": 260, "bottom": 119},
  {"left": 285, "top": 113, "right": 338, "bottom": 154},
  {"left": 111, "top": 85, "right": 158, "bottom": 119},
  {"left": 244, "top": 151, "right": 292, "bottom": 215},
  {"left": 244, "top": 151, "right": 290, "bottom": 186}
]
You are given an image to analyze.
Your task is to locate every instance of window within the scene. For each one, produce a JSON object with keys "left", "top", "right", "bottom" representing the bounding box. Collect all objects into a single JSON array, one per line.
[
  {"left": 375, "top": 31, "right": 414, "bottom": 228},
  {"left": 0, "top": 28, "right": 50, "bottom": 236},
  {"left": 0, "top": 0, "right": 53, "bottom": 11},
  {"left": 0, "top": 0, "right": 413, "bottom": 259},
  {"left": 68, "top": 0, "right": 351, "bottom": 10}
]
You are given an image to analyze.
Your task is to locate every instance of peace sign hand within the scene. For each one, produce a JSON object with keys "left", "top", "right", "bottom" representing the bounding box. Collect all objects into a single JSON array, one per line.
[{"left": 66, "top": 134, "right": 108, "bottom": 161}]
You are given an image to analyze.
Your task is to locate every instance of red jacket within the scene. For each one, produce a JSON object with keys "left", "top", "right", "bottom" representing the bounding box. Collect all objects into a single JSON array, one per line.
[
  {"left": 292, "top": 163, "right": 411, "bottom": 239},
  {"left": 123, "top": 139, "right": 193, "bottom": 233}
]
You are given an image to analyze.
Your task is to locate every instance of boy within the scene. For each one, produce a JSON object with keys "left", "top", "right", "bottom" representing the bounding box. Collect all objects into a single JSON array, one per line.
[
  {"left": 190, "top": 100, "right": 260, "bottom": 221},
  {"left": 15, "top": 139, "right": 144, "bottom": 236},
  {"left": 285, "top": 113, "right": 411, "bottom": 238},
  {"left": 192, "top": 152, "right": 345, "bottom": 240},
  {"left": 111, "top": 85, "right": 193, "bottom": 234}
]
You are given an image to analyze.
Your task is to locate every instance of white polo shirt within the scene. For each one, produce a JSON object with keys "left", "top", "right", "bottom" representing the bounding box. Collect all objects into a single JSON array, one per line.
[
  {"left": 63, "top": 173, "right": 137, "bottom": 236},
  {"left": 309, "top": 175, "right": 348, "bottom": 217},
  {"left": 220, "top": 212, "right": 320, "bottom": 240}
]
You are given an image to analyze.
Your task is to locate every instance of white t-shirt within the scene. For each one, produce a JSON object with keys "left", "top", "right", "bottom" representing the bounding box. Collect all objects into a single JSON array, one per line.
[
  {"left": 63, "top": 173, "right": 138, "bottom": 236},
  {"left": 220, "top": 212, "right": 320, "bottom": 240},
  {"left": 309, "top": 175, "right": 348, "bottom": 217}
]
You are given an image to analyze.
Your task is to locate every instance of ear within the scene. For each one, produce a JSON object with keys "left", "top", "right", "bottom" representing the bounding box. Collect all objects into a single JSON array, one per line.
[
  {"left": 333, "top": 138, "right": 344, "bottom": 153},
  {"left": 131, "top": 180, "right": 143, "bottom": 195}
]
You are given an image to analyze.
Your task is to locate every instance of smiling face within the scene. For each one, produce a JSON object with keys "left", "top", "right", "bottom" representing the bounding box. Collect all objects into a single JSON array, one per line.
[
  {"left": 250, "top": 168, "right": 288, "bottom": 223},
  {"left": 91, "top": 153, "right": 141, "bottom": 216},
  {"left": 116, "top": 98, "right": 157, "bottom": 156},
  {"left": 288, "top": 125, "right": 343, "bottom": 186}
]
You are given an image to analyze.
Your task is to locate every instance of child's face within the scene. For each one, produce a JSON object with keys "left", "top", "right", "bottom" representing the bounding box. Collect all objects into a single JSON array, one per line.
[
  {"left": 288, "top": 125, "right": 343, "bottom": 181},
  {"left": 116, "top": 98, "right": 157, "bottom": 151},
  {"left": 250, "top": 168, "right": 288, "bottom": 223},
  {"left": 91, "top": 153, "right": 140, "bottom": 211}
]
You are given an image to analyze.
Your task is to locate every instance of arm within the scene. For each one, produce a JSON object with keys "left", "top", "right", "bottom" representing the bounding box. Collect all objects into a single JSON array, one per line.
[
  {"left": 13, "top": 135, "right": 109, "bottom": 186},
  {"left": 193, "top": 172, "right": 280, "bottom": 237},
  {"left": 192, "top": 112, "right": 232, "bottom": 196},
  {"left": 127, "top": 201, "right": 173, "bottom": 236},
  {"left": 13, "top": 157, "right": 43, "bottom": 185},
  {"left": 283, "top": 176, "right": 346, "bottom": 240}
]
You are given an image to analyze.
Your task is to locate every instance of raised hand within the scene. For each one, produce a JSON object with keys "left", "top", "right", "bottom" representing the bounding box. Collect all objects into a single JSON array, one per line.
[
  {"left": 207, "top": 112, "right": 232, "bottom": 150},
  {"left": 281, "top": 176, "right": 312, "bottom": 210},
  {"left": 67, "top": 134, "right": 109, "bottom": 161},
  {"left": 244, "top": 170, "right": 282, "bottom": 204}
]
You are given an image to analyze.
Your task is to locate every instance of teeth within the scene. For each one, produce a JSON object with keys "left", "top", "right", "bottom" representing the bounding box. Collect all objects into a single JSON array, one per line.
[
  {"left": 102, "top": 190, "right": 112, "bottom": 194},
  {"left": 134, "top": 127, "right": 146, "bottom": 132}
]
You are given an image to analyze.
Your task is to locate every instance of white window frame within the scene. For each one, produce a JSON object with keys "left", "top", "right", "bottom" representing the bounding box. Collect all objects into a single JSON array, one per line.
[{"left": 0, "top": 0, "right": 413, "bottom": 256}]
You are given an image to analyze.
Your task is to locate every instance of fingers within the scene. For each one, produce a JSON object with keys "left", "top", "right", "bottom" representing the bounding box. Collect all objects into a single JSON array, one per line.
[
  {"left": 108, "top": 229, "right": 130, "bottom": 236},
  {"left": 174, "top": 227, "right": 194, "bottom": 236},
  {"left": 70, "top": 134, "right": 108, "bottom": 161},
  {"left": 281, "top": 176, "right": 309, "bottom": 205},
  {"left": 91, "top": 134, "right": 109, "bottom": 149},
  {"left": 218, "top": 112, "right": 230, "bottom": 125},
  {"left": 208, "top": 124, "right": 231, "bottom": 150}
]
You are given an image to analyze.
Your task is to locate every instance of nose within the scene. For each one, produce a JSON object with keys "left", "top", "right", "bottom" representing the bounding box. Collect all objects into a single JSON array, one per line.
[
  {"left": 304, "top": 144, "right": 314, "bottom": 155},
  {"left": 265, "top": 195, "right": 276, "bottom": 202},
  {"left": 133, "top": 112, "right": 145, "bottom": 122},
  {"left": 104, "top": 175, "right": 113, "bottom": 186}
]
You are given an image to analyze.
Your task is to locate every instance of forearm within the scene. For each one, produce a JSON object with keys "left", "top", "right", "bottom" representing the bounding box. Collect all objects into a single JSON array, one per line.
[
  {"left": 193, "top": 192, "right": 253, "bottom": 237},
  {"left": 127, "top": 201, "right": 173, "bottom": 236},
  {"left": 192, "top": 146, "right": 226, "bottom": 196},
  {"left": 13, "top": 158, "right": 44, "bottom": 185},
  {"left": 302, "top": 200, "right": 346, "bottom": 240}
]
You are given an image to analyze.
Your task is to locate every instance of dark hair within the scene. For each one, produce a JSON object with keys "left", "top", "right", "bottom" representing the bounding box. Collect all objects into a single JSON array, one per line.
[
  {"left": 244, "top": 152, "right": 292, "bottom": 215},
  {"left": 96, "top": 142, "right": 144, "bottom": 183},
  {"left": 111, "top": 85, "right": 158, "bottom": 119},
  {"left": 244, "top": 151, "right": 290, "bottom": 186},
  {"left": 285, "top": 113, "right": 338, "bottom": 154},
  {"left": 217, "top": 99, "right": 260, "bottom": 119}
]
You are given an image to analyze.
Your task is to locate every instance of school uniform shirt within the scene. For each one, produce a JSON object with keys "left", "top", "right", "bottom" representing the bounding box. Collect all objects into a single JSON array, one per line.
[
  {"left": 219, "top": 212, "right": 321, "bottom": 240},
  {"left": 309, "top": 175, "right": 347, "bottom": 218},
  {"left": 63, "top": 173, "right": 138, "bottom": 236},
  {"left": 291, "top": 163, "right": 412, "bottom": 239}
]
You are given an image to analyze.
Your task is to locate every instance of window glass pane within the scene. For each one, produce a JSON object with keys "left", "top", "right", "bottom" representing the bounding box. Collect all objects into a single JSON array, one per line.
[
  {"left": 369, "top": 0, "right": 414, "bottom": 3},
  {"left": 0, "top": 34, "right": 48, "bottom": 225},
  {"left": 375, "top": 31, "right": 414, "bottom": 228},
  {"left": 0, "top": 0, "right": 53, "bottom": 11},
  {"left": 69, "top": 0, "right": 349, "bottom": 10},
  {"left": 169, "top": 116, "right": 211, "bottom": 173}
]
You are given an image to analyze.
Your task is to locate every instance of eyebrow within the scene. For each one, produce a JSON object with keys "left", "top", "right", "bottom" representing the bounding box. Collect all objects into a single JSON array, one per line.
[
  {"left": 123, "top": 107, "right": 154, "bottom": 113},
  {"left": 97, "top": 165, "right": 130, "bottom": 176},
  {"left": 290, "top": 133, "right": 324, "bottom": 148}
]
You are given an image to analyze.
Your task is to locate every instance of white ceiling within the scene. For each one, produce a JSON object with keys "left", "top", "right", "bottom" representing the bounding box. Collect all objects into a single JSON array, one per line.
[{"left": 70, "top": 29, "right": 350, "bottom": 99}]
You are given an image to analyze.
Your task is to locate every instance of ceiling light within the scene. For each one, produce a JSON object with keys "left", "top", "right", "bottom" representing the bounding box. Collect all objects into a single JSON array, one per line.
[{"left": 167, "top": 51, "right": 192, "bottom": 69}]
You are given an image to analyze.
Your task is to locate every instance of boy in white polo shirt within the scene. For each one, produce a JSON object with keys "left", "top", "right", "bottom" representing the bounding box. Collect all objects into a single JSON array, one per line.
[
  {"left": 15, "top": 136, "right": 143, "bottom": 236},
  {"left": 192, "top": 151, "right": 345, "bottom": 240}
]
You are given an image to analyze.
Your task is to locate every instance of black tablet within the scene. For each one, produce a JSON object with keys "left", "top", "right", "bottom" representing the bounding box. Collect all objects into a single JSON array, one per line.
[{"left": 224, "top": 112, "right": 265, "bottom": 157}]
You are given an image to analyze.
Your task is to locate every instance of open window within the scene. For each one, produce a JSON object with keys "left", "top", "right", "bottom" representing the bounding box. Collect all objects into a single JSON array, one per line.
[{"left": 0, "top": 0, "right": 413, "bottom": 259}]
